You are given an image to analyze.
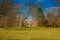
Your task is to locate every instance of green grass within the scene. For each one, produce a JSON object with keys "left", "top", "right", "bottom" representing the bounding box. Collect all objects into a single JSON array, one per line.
[{"left": 0, "top": 27, "right": 60, "bottom": 40}]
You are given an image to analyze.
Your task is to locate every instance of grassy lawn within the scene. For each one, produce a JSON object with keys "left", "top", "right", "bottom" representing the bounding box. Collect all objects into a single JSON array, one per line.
[{"left": 0, "top": 27, "right": 60, "bottom": 40}]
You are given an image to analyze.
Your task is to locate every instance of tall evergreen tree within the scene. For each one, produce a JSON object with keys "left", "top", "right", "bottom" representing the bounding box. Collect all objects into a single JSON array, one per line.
[{"left": 33, "top": 8, "right": 45, "bottom": 27}]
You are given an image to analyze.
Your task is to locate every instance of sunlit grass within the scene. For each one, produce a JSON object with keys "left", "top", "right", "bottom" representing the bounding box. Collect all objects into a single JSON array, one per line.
[{"left": 0, "top": 27, "right": 60, "bottom": 40}]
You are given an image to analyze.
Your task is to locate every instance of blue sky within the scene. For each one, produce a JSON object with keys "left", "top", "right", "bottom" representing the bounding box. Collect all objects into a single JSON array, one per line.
[
  {"left": 12, "top": 0, "right": 60, "bottom": 8},
  {"left": 0, "top": 0, "right": 60, "bottom": 8}
]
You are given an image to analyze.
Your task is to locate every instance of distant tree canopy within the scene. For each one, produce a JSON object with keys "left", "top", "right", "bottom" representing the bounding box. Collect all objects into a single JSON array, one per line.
[
  {"left": 55, "top": 0, "right": 60, "bottom": 4},
  {"left": 33, "top": 8, "right": 45, "bottom": 27},
  {"left": 0, "top": 0, "right": 20, "bottom": 27},
  {"left": 0, "top": 0, "right": 60, "bottom": 27}
]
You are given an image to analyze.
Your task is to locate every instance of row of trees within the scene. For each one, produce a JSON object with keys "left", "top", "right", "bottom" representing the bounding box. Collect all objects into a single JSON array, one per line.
[
  {"left": 33, "top": 8, "right": 60, "bottom": 27},
  {"left": 0, "top": 0, "right": 60, "bottom": 27},
  {"left": 0, "top": 0, "right": 20, "bottom": 27}
]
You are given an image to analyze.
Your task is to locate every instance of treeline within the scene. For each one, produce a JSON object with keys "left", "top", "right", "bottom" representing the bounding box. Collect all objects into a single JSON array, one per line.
[
  {"left": 33, "top": 8, "right": 60, "bottom": 27},
  {"left": 0, "top": 0, "right": 60, "bottom": 27},
  {"left": 0, "top": 0, "right": 20, "bottom": 27}
]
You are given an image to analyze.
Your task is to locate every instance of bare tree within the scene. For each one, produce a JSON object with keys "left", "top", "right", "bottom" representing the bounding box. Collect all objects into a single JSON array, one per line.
[
  {"left": 55, "top": 0, "right": 60, "bottom": 4},
  {"left": 0, "top": 0, "right": 20, "bottom": 27},
  {"left": 27, "top": 2, "right": 43, "bottom": 27},
  {"left": 56, "top": 8, "right": 60, "bottom": 27}
]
